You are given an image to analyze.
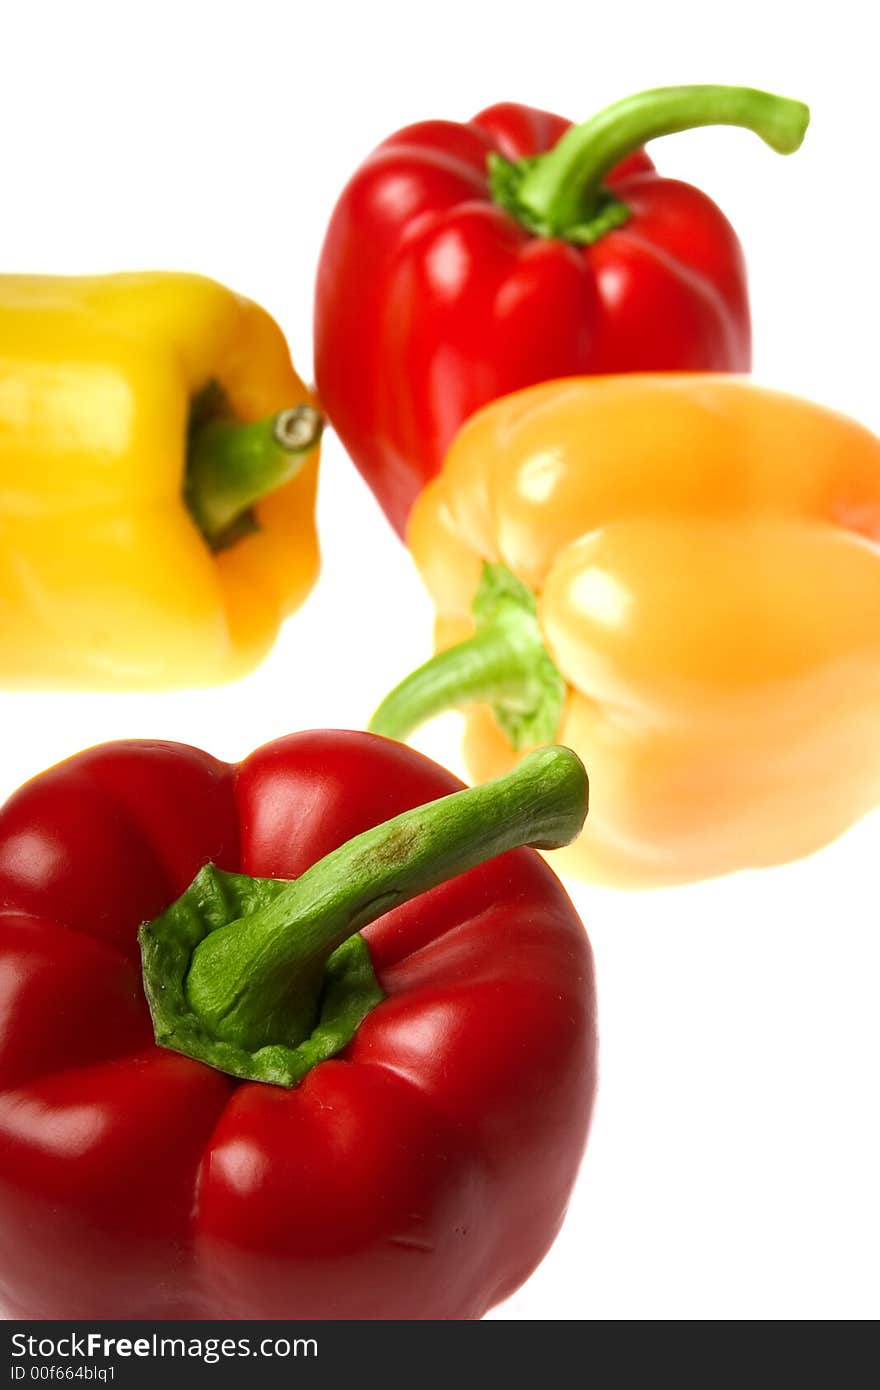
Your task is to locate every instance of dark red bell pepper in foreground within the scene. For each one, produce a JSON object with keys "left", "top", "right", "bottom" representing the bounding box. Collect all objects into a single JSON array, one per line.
[
  {"left": 315, "top": 84, "right": 809, "bottom": 536},
  {"left": 0, "top": 732, "right": 594, "bottom": 1320}
]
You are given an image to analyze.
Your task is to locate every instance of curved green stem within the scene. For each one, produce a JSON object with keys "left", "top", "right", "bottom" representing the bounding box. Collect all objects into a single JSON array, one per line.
[
  {"left": 187, "top": 745, "right": 586, "bottom": 1045},
  {"left": 185, "top": 402, "right": 323, "bottom": 550},
  {"left": 371, "top": 625, "right": 537, "bottom": 740},
  {"left": 139, "top": 747, "right": 588, "bottom": 1086},
  {"left": 491, "top": 85, "right": 809, "bottom": 244},
  {"left": 371, "top": 562, "right": 566, "bottom": 750}
]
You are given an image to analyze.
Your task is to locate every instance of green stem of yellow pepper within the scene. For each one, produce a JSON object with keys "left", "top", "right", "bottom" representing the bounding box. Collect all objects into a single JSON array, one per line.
[{"left": 186, "top": 404, "right": 323, "bottom": 550}]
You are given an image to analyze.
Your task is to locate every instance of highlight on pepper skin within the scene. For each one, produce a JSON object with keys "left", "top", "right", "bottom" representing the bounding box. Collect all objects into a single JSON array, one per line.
[
  {"left": 0, "top": 272, "right": 323, "bottom": 689},
  {"left": 0, "top": 731, "right": 595, "bottom": 1321},
  {"left": 371, "top": 374, "right": 880, "bottom": 889},
  {"left": 315, "top": 83, "right": 809, "bottom": 538}
]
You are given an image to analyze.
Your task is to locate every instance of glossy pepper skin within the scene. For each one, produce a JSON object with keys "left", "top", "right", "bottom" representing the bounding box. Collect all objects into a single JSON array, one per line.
[
  {"left": 0, "top": 732, "right": 595, "bottom": 1320},
  {"left": 315, "top": 86, "right": 808, "bottom": 536},
  {"left": 0, "top": 272, "right": 321, "bottom": 687},
  {"left": 372, "top": 376, "right": 880, "bottom": 888}
]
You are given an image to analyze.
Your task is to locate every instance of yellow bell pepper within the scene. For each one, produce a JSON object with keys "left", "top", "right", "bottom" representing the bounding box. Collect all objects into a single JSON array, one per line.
[
  {"left": 371, "top": 375, "right": 880, "bottom": 887},
  {"left": 0, "top": 272, "right": 321, "bottom": 687}
]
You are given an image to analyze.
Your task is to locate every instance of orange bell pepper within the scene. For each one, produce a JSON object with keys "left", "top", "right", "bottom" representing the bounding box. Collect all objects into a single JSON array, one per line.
[{"left": 371, "top": 375, "right": 880, "bottom": 887}]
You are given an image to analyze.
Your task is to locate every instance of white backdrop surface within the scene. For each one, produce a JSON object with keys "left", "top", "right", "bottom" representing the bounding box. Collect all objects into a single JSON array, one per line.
[{"left": 1, "top": 0, "right": 877, "bottom": 1321}]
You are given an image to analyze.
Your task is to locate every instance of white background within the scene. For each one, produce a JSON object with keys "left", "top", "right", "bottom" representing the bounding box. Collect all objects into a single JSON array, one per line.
[{"left": 2, "top": 0, "right": 877, "bottom": 1321}]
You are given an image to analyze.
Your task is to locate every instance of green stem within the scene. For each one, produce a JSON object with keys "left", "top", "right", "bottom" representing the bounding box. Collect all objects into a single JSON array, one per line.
[
  {"left": 141, "top": 747, "right": 588, "bottom": 1085},
  {"left": 370, "top": 562, "right": 566, "bottom": 750},
  {"left": 185, "top": 403, "right": 323, "bottom": 549},
  {"left": 494, "top": 85, "right": 809, "bottom": 244},
  {"left": 371, "top": 625, "right": 538, "bottom": 740}
]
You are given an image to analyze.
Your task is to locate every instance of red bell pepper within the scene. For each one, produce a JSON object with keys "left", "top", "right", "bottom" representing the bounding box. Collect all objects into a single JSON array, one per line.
[
  {"left": 0, "top": 732, "right": 593, "bottom": 1320},
  {"left": 314, "top": 84, "right": 809, "bottom": 537}
]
